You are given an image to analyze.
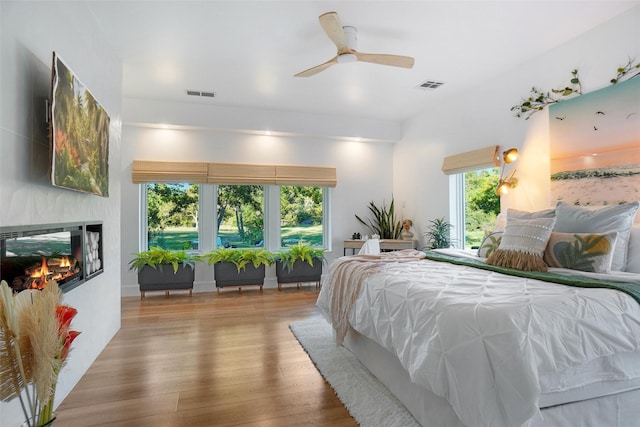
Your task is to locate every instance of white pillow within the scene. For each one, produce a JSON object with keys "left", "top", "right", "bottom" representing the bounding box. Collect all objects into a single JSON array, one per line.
[
  {"left": 486, "top": 217, "right": 556, "bottom": 272},
  {"left": 554, "top": 201, "right": 640, "bottom": 272},
  {"left": 626, "top": 226, "right": 640, "bottom": 274},
  {"left": 507, "top": 208, "right": 556, "bottom": 220}
]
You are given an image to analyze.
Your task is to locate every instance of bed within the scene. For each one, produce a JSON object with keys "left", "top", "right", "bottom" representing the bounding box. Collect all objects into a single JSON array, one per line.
[{"left": 317, "top": 203, "right": 640, "bottom": 427}]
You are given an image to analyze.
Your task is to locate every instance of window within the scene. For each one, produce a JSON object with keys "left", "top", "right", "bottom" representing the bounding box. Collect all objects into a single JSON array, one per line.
[
  {"left": 145, "top": 183, "right": 199, "bottom": 250},
  {"left": 280, "top": 185, "right": 324, "bottom": 247},
  {"left": 450, "top": 168, "right": 500, "bottom": 249},
  {"left": 142, "top": 183, "right": 329, "bottom": 251},
  {"left": 216, "top": 185, "right": 265, "bottom": 248}
]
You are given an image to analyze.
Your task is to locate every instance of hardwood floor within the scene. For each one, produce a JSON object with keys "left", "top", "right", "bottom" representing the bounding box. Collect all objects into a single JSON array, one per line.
[{"left": 55, "top": 287, "right": 357, "bottom": 426}]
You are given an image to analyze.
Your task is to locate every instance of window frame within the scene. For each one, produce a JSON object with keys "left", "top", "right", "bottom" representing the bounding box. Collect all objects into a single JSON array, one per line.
[
  {"left": 140, "top": 183, "right": 331, "bottom": 253},
  {"left": 276, "top": 186, "right": 330, "bottom": 251},
  {"left": 450, "top": 168, "right": 500, "bottom": 249}
]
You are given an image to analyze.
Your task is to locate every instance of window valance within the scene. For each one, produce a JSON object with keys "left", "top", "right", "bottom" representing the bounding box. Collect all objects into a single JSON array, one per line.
[
  {"left": 441, "top": 145, "right": 500, "bottom": 175},
  {"left": 132, "top": 160, "right": 337, "bottom": 187}
]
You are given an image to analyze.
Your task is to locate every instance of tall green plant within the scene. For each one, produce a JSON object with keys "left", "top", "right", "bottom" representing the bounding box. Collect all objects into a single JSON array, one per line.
[{"left": 355, "top": 199, "right": 402, "bottom": 239}]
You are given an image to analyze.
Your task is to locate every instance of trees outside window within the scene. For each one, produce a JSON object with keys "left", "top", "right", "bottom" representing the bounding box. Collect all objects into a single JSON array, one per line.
[
  {"left": 143, "top": 184, "right": 327, "bottom": 252},
  {"left": 462, "top": 168, "right": 500, "bottom": 248},
  {"left": 216, "top": 185, "right": 264, "bottom": 248},
  {"left": 146, "top": 183, "right": 199, "bottom": 250},
  {"left": 280, "top": 186, "right": 323, "bottom": 247}
]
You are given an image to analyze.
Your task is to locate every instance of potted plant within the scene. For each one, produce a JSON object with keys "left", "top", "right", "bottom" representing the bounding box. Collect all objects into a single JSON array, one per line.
[
  {"left": 203, "top": 247, "right": 273, "bottom": 293},
  {"left": 424, "top": 217, "right": 454, "bottom": 249},
  {"left": 274, "top": 241, "right": 325, "bottom": 290},
  {"left": 128, "top": 246, "right": 200, "bottom": 299},
  {"left": 355, "top": 199, "right": 402, "bottom": 239}
]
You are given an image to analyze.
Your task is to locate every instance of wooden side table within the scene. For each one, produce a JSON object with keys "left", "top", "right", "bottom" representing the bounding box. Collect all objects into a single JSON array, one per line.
[{"left": 343, "top": 239, "right": 417, "bottom": 255}]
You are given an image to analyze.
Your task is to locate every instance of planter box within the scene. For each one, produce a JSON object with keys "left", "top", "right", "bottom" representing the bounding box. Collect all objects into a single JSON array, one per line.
[
  {"left": 214, "top": 262, "right": 265, "bottom": 292},
  {"left": 275, "top": 260, "right": 322, "bottom": 290},
  {"left": 137, "top": 264, "right": 195, "bottom": 299}
]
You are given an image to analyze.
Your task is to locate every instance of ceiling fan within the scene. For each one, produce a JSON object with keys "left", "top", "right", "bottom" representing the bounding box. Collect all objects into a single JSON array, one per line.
[{"left": 294, "top": 11, "right": 415, "bottom": 78}]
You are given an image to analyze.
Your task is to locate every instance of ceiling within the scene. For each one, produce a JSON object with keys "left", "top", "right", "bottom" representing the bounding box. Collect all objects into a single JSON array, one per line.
[{"left": 86, "top": 1, "right": 638, "bottom": 124}]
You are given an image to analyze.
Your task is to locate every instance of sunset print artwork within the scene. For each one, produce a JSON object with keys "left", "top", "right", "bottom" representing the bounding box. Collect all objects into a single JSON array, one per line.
[{"left": 549, "top": 76, "right": 640, "bottom": 221}]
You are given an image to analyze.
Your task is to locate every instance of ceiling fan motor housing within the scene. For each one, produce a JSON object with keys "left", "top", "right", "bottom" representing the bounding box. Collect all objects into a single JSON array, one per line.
[
  {"left": 343, "top": 26, "right": 357, "bottom": 50},
  {"left": 338, "top": 26, "right": 358, "bottom": 63}
]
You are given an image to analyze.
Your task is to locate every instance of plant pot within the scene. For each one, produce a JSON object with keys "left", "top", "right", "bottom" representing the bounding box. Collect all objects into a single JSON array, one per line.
[
  {"left": 214, "top": 262, "right": 265, "bottom": 292},
  {"left": 275, "top": 260, "right": 322, "bottom": 290},
  {"left": 137, "top": 264, "right": 195, "bottom": 299}
]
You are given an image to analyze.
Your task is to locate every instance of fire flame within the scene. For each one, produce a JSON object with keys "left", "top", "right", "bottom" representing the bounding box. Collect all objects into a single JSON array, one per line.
[{"left": 29, "top": 257, "right": 76, "bottom": 290}]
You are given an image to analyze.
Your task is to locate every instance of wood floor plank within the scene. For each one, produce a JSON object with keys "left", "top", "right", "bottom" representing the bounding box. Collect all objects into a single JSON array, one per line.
[{"left": 55, "top": 288, "right": 357, "bottom": 426}]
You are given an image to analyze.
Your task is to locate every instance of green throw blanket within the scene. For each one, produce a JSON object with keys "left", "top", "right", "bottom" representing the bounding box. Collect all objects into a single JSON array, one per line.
[{"left": 424, "top": 250, "right": 640, "bottom": 305}]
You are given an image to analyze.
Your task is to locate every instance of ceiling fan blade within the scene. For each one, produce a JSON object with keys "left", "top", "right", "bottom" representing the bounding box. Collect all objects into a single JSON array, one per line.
[
  {"left": 294, "top": 56, "right": 338, "bottom": 77},
  {"left": 355, "top": 52, "right": 415, "bottom": 69},
  {"left": 319, "top": 11, "right": 350, "bottom": 54}
]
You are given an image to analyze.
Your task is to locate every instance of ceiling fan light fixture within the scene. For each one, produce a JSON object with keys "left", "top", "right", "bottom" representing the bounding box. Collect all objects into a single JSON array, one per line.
[
  {"left": 337, "top": 53, "right": 357, "bottom": 64},
  {"left": 294, "top": 11, "right": 415, "bottom": 77}
]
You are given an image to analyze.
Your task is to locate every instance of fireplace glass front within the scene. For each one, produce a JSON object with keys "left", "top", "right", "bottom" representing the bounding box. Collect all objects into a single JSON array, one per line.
[{"left": 0, "top": 222, "right": 102, "bottom": 293}]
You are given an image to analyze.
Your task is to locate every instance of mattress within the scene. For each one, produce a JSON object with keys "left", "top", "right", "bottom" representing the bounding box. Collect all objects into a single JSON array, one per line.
[
  {"left": 343, "top": 327, "right": 640, "bottom": 427},
  {"left": 317, "top": 252, "right": 640, "bottom": 427}
]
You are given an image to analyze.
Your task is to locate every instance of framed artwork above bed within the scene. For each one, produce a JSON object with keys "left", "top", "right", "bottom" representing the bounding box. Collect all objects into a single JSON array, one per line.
[{"left": 549, "top": 77, "right": 639, "bottom": 217}]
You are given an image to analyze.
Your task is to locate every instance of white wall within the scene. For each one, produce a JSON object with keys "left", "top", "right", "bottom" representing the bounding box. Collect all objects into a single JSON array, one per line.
[
  {"left": 394, "top": 5, "right": 640, "bottom": 247},
  {"left": 120, "top": 115, "right": 395, "bottom": 296},
  {"left": 0, "top": 2, "right": 122, "bottom": 425}
]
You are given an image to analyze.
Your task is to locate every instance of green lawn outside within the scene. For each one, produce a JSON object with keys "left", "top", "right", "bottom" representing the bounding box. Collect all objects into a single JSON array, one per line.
[
  {"left": 148, "top": 225, "right": 323, "bottom": 251},
  {"left": 465, "top": 230, "right": 486, "bottom": 249}
]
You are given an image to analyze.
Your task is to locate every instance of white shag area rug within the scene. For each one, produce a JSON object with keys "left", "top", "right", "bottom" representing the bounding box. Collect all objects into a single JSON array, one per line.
[{"left": 289, "top": 311, "right": 420, "bottom": 427}]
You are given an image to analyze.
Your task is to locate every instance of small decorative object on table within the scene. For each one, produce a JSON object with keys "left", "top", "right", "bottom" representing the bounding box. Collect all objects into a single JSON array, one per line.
[
  {"left": 0, "top": 279, "right": 80, "bottom": 427},
  {"left": 401, "top": 219, "right": 414, "bottom": 241}
]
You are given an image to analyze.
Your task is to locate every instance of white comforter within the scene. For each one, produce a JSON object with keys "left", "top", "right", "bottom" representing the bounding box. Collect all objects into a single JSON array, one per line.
[{"left": 317, "top": 255, "right": 640, "bottom": 427}]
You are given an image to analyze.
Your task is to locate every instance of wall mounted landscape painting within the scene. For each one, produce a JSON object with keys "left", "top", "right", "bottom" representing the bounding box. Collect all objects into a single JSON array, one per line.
[
  {"left": 549, "top": 76, "right": 640, "bottom": 220},
  {"left": 50, "top": 52, "right": 110, "bottom": 197}
]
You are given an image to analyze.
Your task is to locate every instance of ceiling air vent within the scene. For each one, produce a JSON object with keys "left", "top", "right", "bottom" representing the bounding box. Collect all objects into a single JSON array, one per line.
[
  {"left": 186, "top": 90, "right": 216, "bottom": 98},
  {"left": 417, "top": 80, "right": 445, "bottom": 91}
]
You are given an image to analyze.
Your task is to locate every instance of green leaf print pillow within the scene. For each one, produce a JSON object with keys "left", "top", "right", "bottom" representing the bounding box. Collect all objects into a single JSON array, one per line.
[
  {"left": 543, "top": 232, "right": 618, "bottom": 273},
  {"left": 477, "top": 232, "right": 503, "bottom": 258}
]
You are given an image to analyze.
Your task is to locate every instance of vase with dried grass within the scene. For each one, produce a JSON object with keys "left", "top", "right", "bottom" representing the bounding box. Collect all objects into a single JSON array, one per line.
[{"left": 0, "top": 280, "right": 80, "bottom": 427}]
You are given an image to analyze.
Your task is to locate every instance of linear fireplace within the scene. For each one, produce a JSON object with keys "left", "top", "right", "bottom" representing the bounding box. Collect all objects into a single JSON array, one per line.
[{"left": 0, "top": 222, "right": 103, "bottom": 293}]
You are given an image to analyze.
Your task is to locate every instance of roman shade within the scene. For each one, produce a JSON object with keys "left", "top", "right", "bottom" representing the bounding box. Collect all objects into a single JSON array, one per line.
[
  {"left": 207, "top": 163, "right": 276, "bottom": 185},
  {"left": 441, "top": 145, "right": 500, "bottom": 175},
  {"left": 131, "top": 160, "right": 208, "bottom": 183},
  {"left": 275, "top": 165, "right": 337, "bottom": 187},
  {"left": 132, "top": 160, "right": 337, "bottom": 187}
]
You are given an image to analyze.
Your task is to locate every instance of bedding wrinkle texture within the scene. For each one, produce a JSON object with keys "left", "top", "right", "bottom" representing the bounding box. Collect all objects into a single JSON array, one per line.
[
  {"left": 317, "top": 254, "right": 640, "bottom": 427},
  {"left": 322, "top": 249, "right": 427, "bottom": 344}
]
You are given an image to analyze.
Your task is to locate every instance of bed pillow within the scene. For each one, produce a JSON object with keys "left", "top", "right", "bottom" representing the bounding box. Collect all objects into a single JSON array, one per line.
[
  {"left": 544, "top": 232, "right": 618, "bottom": 273},
  {"left": 486, "top": 217, "right": 556, "bottom": 271},
  {"left": 507, "top": 208, "right": 556, "bottom": 220},
  {"left": 477, "top": 232, "right": 503, "bottom": 258},
  {"left": 626, "top": 226, "right": 640, "bottom": 274},
  {"left": 554, "top": 201, "right": 639, "bottom": 271}
]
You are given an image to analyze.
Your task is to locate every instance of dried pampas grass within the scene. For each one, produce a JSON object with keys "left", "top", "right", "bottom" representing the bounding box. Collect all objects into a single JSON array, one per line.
[
  {"left": 0, "top": 279, "right": 65, "bottom": 424},
  {"left": 15, "top": 282, "right": 63, "bottom": 403}
]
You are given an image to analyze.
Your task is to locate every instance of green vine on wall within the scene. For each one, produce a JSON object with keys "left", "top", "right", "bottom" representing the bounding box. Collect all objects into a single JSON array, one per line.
[{"left": 511, "top": 58, "right": 640, "bottom": 120}]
